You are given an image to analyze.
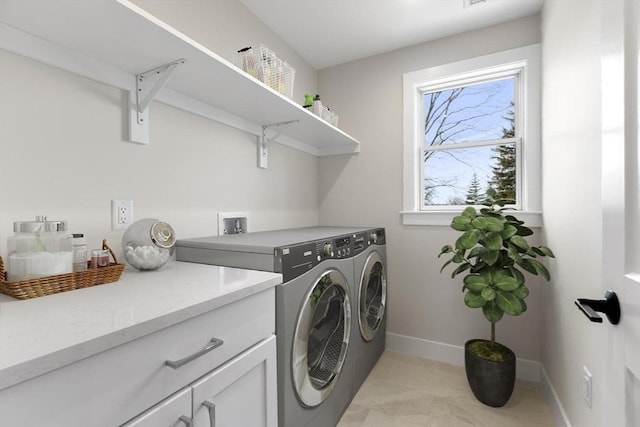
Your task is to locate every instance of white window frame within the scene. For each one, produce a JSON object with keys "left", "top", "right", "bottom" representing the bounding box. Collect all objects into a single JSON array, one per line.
[{"left": 401, "top": 44, "right": 542, "bottom": 226}]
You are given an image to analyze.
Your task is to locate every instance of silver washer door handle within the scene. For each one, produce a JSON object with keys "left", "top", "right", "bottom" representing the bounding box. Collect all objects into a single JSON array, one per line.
[
  {"left": 164, "top": 338, "right": 224, "bottom": 369},
  {"left": 202, "top": 401, "right": 216, "bottom": 427},
  {"left": 178, "top": 415, "right": 193, "bottom": 427}
]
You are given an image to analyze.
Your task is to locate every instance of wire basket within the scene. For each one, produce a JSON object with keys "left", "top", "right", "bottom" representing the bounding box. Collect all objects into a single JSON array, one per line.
[
  {"left": 234, "top": 44, "right": 296, "bottom": 99},
  {"left": 0, "top": 239, "right": 124, "bottom": 300}
]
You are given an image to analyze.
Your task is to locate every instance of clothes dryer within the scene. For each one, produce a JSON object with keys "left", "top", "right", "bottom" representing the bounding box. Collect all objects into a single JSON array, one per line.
[
  {"left": 351, "top": 228, "right": 387, "bottom": 394},
  {"left": 176, "top": 226, "right": 369, "bottom": 427}
]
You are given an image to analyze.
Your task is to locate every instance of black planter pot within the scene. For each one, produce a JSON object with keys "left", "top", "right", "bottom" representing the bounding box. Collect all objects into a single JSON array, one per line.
[{"left": 464, "top": 339, "right": 516, "bottom": 407}]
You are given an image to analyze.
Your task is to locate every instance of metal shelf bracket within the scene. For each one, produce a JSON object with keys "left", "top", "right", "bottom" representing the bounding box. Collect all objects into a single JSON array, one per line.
[
  {"left": 129, "top": 58, "right": 185, "bottom": 144},
  {"left": 258, "top": 120, "right": 299, "bottom": 169}
]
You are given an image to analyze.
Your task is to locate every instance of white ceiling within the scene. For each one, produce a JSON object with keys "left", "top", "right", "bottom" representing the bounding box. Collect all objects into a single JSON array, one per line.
[{"left": 240, "top": 0, "right": 544, "bottom": 69}]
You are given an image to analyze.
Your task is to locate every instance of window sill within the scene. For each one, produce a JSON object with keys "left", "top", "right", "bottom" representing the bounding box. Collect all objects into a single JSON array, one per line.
[{"left": 400, "top": 210, "right": 543, "bottom": 227}]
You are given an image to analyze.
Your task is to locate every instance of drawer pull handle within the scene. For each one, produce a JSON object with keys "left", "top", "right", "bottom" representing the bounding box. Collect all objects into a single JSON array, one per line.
[
  {"left": 178, "top": 415, "right": 193, "bottom": 427},
  {"left": 203, "top": 401, "right": 216, "bottom": 427},
  {"left": 164, "top": 338, "right": 224, "bottom": 369}
]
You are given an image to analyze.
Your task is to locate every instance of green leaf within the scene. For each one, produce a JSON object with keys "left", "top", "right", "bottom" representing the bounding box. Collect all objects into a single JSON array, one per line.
[
  {"left": 481, "top": 287, "right": 496, "bottom": 301},
  {"left": 438, "top": 245, "right": 453, "bottom": 257},
  {"left": 451, "top": 215, "right": 472, "bottom": 231},
  {"left": 494, "top": 275, "right": 520, "bottom": 291},
  {"left": 495, "top": 198, "right": 512, "bottom": 207},
  {"left": 456, "top": 229, "right": 481, "bottom": 250},
  {"left": 480, "top": 208, "right": 497, "bottom": 216},
  {"left": 528, "top": 258, "right": 551, "bottom": 280},
  {"left": 493, "top": 268, "right": 510, "bottom": 280},
  {"left": 483, "top": 232, "right": 503, "bottom": 250},
  {"left": 507, "top": 244, "right": 523, "bottom": 263},
  {"left": 516, "top": 225, "right": 534, "bottom": 236},
  {"left": 510, "top": 235, "right": 530, "bottom": 251},
  {"left": 471, "top": 216, "right": 489, "bottom": 230},
  {"left": 470, "top": 262, "right": 488, "bottom": 273},
  {"left": 481, "top": 250, "right": 499, "bottom": 266},
  {"left": 450, "top": 263, "right": 472, "bottom": 278},
  {"left": 440, "top": 258, "right": 453, "bottom": 274},
  {"left": 464, "top": 290, "right": 487, "bottom": 308},
  {"left": 512, "top": 285, "right": 530, "bottom": 300},
  {"left": 517, "top": 258, "right": 537, "bottom": 275},
  {"left": 505, "top": 215, "right": 524, "bottom": 225},
  {"left": 482, "top": 301, "right": 504, "bottom": 323},
  {"left": 501, "top": 224, "right": 518, "bottom": 239},
  {"left": 461, "top": 206, "right": 477, "bottom": 219},
  {"left": 533, "top": 246, "right": 555, "bottom": 258},
  {"left": 480, "top": 268, "right": 496, "bottom": 285},
  {"left": 452, "top": 252, "right": 464, "bottom": 263},
  {"left": 484, "top": 217, "right": 505, "bottom": 232},
  {"left": 496, "top": 290, "right": 524, "bottom": 316},
  {"left": 483, "top": 211, "right": 504, "bottom": 219},
  {"left": 508, "top": 266, "right": 525, "bottom": 285},
  {"left": 463, "top": 274, "right": 488, "bottom": 292},
  {"left": 468, "top": 246, "right": 485, "bottom": 259}
]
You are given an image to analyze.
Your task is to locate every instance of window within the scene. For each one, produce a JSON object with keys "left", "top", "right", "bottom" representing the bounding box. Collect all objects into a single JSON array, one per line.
[{"left": 402, "top": 45, "right": 541, "bottom": 226}]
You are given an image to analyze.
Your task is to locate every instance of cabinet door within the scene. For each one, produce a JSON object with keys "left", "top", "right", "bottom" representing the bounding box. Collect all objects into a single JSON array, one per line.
[
  {"left": 121, "top": 388, "right": 192, "bottom": 427},
  {"left": 191, "top": 335, "right": 277, "bottom": 427}
]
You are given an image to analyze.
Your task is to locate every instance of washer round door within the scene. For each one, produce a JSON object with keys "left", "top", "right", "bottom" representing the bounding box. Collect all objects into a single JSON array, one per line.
[
  {"left": 292, "top": 269, "right": 351, "bottom": 407},
  {"left": 358, "top": 250, "right": 387, "bottom": 342}
]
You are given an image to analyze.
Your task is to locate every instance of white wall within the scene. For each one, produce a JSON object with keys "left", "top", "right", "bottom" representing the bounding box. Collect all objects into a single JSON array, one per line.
[
  {"left": 0, "top": 1, "right": 319, "bottom": 261},
  {"left": 317, "top": 16, "right": 544, "bottom": 361},
  {"left": 541, "top": 1, "right": 606, "bottom": 426}
]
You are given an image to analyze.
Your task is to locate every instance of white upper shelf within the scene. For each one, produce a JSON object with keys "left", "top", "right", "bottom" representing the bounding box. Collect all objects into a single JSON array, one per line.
[{"left": 0, "top": 0, "right": 360, "bottom": 156}]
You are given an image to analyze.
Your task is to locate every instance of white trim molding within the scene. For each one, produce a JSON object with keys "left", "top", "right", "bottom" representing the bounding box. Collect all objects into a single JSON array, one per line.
[
  {"left": 402, "top": 44, "right": 542, "bottom": 225},
  {"left": 401, "top": 210, "right": 543, "bottom": 227}
]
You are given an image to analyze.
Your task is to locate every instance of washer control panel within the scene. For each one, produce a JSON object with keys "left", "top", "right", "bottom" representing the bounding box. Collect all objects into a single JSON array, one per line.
[
  {"left": 353, "top": 228, "right": 386, "bottom": 256},
  {"left": 276, "top": 234, "right": 357, "bottom": 281}
]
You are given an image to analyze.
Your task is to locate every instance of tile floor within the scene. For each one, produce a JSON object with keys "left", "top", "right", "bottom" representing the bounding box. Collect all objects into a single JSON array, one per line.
[{"left": 338, "top": 351, "right": 556, "bottom": 427}]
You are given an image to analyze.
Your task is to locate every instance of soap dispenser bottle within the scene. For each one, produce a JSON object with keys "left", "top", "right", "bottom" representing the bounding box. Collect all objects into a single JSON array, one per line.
[{"left": 312, "top": 94, "right": 323, "bottom": 116}]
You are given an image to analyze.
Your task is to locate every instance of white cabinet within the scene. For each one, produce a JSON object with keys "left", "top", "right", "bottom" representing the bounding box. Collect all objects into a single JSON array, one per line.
[
  {"left": 0, "top": 288, "right": 276, "bottom": 427},
  {"left": 122, "top": 388, "right": 193, "bottom": 427},
  {"left": 192, "top": 336, "right": 277, "bottom": 427},
  {"left": 123, "top": 336, "right": 277, "bottom": 427}
]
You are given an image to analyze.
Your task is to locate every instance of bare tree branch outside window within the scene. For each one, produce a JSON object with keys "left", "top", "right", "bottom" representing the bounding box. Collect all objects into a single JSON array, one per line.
[{"left": 422, "top": 78, "right": 517, "bottom": 206}]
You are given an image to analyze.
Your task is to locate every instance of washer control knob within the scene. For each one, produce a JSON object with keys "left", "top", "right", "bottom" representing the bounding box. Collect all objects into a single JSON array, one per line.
[
  {"left": 370, "top": 232, "right": 378, "bottom": 244},
  {"left": 323, "top": 243, "right": 334, "bottom": 257}
]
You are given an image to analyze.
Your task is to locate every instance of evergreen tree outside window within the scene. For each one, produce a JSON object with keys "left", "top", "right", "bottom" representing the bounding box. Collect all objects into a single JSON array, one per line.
[{"left": 489, "top": 109, "right": 517, "bottom": 204}]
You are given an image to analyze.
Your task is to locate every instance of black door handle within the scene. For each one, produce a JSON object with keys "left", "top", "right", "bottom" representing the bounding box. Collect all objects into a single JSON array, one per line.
[{"left": 575, "top": 290, "right": 621, "bottom": 325}]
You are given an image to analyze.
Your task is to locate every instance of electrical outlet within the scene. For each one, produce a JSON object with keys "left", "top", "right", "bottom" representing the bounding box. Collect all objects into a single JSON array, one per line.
[
  {"left": 111, "top": 200, "right": 133, "bottom": 230},
  {"left": 582, "top": 366, "right": 592, "bottom": 408}
]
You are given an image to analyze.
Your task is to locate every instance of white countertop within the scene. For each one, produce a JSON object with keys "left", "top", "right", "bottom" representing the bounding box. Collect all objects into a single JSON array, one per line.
[{"left": 0, "top": 260, "right": 282, "bottom": 390}]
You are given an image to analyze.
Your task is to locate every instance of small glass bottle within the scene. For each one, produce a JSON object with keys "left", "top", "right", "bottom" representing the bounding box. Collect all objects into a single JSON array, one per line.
[
  {"left": 90, "top": 249, "right": 110, "bottom": 268},
  {"left": 312, "top": 94, "right": 323, "bottom": 116},
  {"left": 72, "top": 234, "right": 87, "bottom": 272}
]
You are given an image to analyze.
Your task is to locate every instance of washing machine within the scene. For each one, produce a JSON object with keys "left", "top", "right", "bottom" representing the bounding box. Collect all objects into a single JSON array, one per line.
[
  {"left": 351, "top": 228, "right": 387, "bottom": 394},
  {"left": 175, "top": 226, "right": 370, "bottom": 427}
]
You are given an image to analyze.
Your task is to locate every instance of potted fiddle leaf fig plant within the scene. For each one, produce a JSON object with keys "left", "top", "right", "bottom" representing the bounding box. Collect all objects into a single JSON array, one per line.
[{"left": 438, "top": 189, "right": 554, "bottom": 407}]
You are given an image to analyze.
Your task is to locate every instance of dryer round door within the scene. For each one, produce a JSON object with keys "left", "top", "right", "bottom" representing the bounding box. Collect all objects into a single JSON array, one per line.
[
  {"left": 292, "top": 269, "right": 351, "bottom": 408},
  {"left": 358, "top": 250, "right": 386, "bottom": 342}
]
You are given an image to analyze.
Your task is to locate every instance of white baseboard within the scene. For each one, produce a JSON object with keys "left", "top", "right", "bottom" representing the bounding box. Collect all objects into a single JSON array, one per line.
[
  {"left": 540, "top": 364, "right": 573, "bottom": 427},
  {"left": 386, "top": 332, "right": 571, "bottom": 426}
]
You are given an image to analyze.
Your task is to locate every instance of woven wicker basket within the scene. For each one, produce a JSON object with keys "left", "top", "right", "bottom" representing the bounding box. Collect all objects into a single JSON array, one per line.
[{"left": 0, "top": 239, "right": 124, "bottom": 300}]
